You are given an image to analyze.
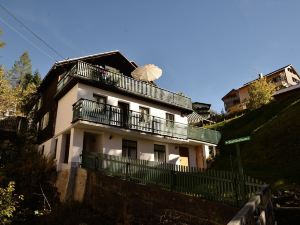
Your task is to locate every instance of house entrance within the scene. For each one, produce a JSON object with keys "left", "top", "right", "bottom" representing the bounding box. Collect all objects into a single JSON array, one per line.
[
  {"left": 83, "top": 132, "right": 102, "bottom": 154},
  {"left": 179, "top": 147, "right": 189, "bottom": 166}
]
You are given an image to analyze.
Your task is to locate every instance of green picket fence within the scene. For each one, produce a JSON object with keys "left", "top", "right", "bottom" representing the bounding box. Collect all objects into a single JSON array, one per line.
[{"left": 81, "top": 153, "right": 264, "bottom": 207}]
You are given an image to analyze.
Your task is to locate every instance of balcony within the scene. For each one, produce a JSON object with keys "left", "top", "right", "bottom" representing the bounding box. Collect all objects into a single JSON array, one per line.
[
  {"left": 73, "top": 99, "right": 221, "bottom": 144},
  {"left": 57, "top": 61, "right": 192, "bottom": 111}
]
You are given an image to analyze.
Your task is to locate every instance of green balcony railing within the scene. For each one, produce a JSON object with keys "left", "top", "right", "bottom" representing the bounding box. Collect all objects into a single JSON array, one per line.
[
  {"left": 73, "top": 99, "right": 221, "bottom": 144},
  {"left": 187, "top": 126, "right": 222, "bottom": 144},
  {"left": 57, "top": 61, "right": 193, "bottom": 110},
  {"left": 73, "top": 99, "right": 188, "bottom": 139}
]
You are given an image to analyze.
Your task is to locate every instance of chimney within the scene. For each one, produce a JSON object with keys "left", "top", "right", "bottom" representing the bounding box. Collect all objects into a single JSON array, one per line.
[{"left": 258, "top": 73, "right": 263, "bottom": 79}]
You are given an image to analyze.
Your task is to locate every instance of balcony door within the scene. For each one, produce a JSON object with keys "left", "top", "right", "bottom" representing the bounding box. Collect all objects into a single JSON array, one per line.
[{"left": 118, "top": 102, "right": 129, "bottom": 128}]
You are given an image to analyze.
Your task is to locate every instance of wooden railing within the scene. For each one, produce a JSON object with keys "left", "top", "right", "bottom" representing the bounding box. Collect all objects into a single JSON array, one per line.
[
  {"left": 81, "top": 153, "right": 265, "bottom": 207},
  {"left": 57, "top": 61, "right": 193, "bottom": 110},
  {"left": 73, "top": 99, "right": 221, "bottom": 144}
]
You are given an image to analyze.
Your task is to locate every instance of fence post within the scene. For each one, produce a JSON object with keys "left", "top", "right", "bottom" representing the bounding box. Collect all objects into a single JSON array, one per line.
[
  {"left": 170, "top": 170, "right": 176, "bottom": 191},
  {"left": 95, "top": 156, "right": 99, "bottom": 170},
  {"left": 125, "top": 162, "right": 130, "bottom": 180},
  {"left": 233, "top": 175, "right": 240, "bottom": 207}
]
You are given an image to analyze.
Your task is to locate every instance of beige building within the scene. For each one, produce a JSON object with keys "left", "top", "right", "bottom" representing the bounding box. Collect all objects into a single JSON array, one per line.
[{"left": 222, "top": 64, "right": 300, "bottom": 114}]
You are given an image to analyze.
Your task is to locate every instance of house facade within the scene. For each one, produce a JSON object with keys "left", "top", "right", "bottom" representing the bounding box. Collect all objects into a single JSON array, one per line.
[
  {"left": 36, "top": 51, "right": 221, "bottom": 171},
  {"left": 222, "top": 65, "right": 300, "bottom": 114}
]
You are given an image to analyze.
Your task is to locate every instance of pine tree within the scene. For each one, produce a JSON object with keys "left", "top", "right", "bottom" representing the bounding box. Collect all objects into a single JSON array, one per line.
[{"left": 8, "top": 51, "right": 32, "bottom": 88}]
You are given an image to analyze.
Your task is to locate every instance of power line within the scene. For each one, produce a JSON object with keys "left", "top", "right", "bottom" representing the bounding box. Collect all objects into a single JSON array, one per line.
[
  {"left": 0, "top": 16, "right": 58, "bottom": 62},
  {"left": 0, "top": 3, "right": 66, "bottom": 60}
]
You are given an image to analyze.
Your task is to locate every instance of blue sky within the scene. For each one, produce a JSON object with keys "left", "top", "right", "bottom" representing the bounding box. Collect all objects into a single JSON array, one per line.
[{"left": 1, "top": 0, "right": 300, "bottom": 112}]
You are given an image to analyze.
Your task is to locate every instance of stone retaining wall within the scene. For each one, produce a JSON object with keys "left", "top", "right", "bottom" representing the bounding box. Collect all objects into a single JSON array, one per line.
[{"left": 56, "top": 168, "right": 238, "bottom": 225}]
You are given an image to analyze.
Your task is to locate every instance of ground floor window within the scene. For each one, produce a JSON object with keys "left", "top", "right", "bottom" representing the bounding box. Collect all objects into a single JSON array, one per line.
[
  {"left": 154, "top": 144, "right": 166, "bottom": 162},
  {"left": 122, "top": 139, "right": 137, "bottom": 159}
]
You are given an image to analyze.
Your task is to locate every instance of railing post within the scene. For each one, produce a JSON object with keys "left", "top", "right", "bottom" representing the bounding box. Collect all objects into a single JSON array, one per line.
[{"left": 95, "top": 156, "right": 99, "bottom": 170}]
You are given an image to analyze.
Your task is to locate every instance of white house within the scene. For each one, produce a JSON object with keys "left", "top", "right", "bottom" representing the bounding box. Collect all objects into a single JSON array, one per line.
[{"left": 36, "top": 51, "right": 221, "bottom": 171}]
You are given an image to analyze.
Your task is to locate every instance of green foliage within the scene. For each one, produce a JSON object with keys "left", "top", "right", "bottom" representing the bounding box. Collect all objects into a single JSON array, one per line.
[
  {"left": 247, "top": 77, "right": 276, "bottom": 110},
  {"left": 0, "top": 182, "right": 23, "bottom": 225},
  {"left": 1, "top": 132, "right": 58, "bottom": 223},
  {"left": 211, "top": 91, "right": 300, "bottom": 188},
  {"left": 8, "top": 52, "right": 32, "bottom": 88},
  {"left": 0, "top": 53, "right": 41, "bottom": 117}
]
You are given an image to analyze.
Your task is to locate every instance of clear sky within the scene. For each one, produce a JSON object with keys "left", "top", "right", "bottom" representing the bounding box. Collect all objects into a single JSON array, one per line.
[{"left": 1, "top": 0, "right": 300, "bottom": 112}]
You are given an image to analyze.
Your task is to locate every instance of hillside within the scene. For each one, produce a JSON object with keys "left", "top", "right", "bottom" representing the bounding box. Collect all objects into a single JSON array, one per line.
[{"left": 209, "top": 91, "right": 300, "bottom": 188}]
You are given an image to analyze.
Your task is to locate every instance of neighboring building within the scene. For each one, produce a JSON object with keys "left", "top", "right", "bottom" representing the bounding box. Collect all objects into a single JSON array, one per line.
[
  {"left": 36, "top": 51, "right": 221, "bottom": 171},
  {"left": 187, "top": 102, "right": 215, "bottom": 126},
  {"left": 222, "top": 64, "right": 300, "bottom": 114}
]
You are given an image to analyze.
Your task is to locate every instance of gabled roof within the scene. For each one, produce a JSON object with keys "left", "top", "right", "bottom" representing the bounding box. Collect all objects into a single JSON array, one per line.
[
  {"left": 40, "top": 50, "right": 137, "bottom": 89},
  {"left": 55, "top": 50, "right": 137, "bottom": 68},
  {"left": 222, "top": 64, "right": 299, "bottom": 100},
  {"left": 222, "top": 89, "right": 238, "bottom": 100},
  {"left": 243, "top": 64, "right": 298, "bottom": 87},
  {"left": 187, "top": 111, "right": 204, "bottom": 124}
]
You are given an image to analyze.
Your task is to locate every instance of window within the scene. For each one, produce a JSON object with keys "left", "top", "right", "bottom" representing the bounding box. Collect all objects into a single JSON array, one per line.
[
  {"left": 122, "top": 139, "right": 137, "bottom": 159},
  {"left": 93, "top": 94, "right": 106, "bottom": 104},
  {"left": 53, "top": 139, "right": 58, "bottom": 159},
  {"left": 139, "top": 107, "right": 150, "bottom": 122},
  {"left": 41, "top": 112, "right": 49, "bottom": 130},
  {"left": 37, "top": 97, "right": 42, "bottom": 110},
  {"left": 154, "top": 144, "right": 166, "bottom": 162},
  {"left": 40, "top": 145, "right": 45, "bottom": 155},
  {"left": 292, "top": 77, "right": 299, "bottom": 83},
  {"left": 166, "top": 113, "right": 174, "bottom": 127}
]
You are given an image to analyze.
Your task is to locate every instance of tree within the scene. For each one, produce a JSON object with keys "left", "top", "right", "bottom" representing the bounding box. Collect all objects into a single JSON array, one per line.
[
  {"left": 0, "top": 67, "right": 16, "bottom": 116},
  {"left": 8, "top": 52, "right": 32, "bottom": 88},
  {"left": 0, "top": 182, "right": 23, "bottom": 225},
  {"left": 0, "top": 29, "right": 5, "bottom": 48},
  {"left": 247, "top": 77, "right": 276, "bottom": 110}
]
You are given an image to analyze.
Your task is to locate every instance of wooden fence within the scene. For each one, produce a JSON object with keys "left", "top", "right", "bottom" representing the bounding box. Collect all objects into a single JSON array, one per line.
[{"left": 81, "top": 153, "right": 264, "bottom": 207}]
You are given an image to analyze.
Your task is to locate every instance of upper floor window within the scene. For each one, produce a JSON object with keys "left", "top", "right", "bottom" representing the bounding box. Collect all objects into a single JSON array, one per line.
[
  {"left": 166, "top": 113, "right": 174, "bottom": 126},
  {"left": 292, "top": 77, "right": 299, "bottom": 83},
  {"left": 41, "top": 112, "right": 49, "bottom": 130},
  {"left": 139, "top": 107, "right": 150, "bottom": 122}
]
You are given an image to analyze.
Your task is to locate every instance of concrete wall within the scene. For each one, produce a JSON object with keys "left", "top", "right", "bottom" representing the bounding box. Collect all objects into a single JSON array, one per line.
[{"left": 56, "top": 168, "right": 238, "bottom": 225}]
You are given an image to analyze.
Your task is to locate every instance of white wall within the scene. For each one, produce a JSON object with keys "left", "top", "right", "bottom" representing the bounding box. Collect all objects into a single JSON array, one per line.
[
  {"left": 55, "top": 84, "right": 79, "bottom": 135},
  {"left": 78, "top": 83, "right": 188, "bottom": 124},
  {"left": 68, "top": 128, "right": 84, "bottom": 166},
  {"left": 40, "top": 138, "right": 56, "bottom": 158}
]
